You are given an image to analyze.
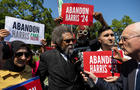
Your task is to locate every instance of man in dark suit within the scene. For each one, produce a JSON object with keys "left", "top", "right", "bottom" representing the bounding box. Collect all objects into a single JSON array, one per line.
[
  {"left": 37, "top": 25, "right": 85, "bottom": 90},
  {"left": 81, "top": 22, "right": 140, "bottom": 90}
]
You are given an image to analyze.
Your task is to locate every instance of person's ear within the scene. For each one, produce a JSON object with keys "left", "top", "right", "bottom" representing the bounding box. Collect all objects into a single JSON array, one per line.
[{"left": 98, "top": 38, "right": 101, "bottom": 43}]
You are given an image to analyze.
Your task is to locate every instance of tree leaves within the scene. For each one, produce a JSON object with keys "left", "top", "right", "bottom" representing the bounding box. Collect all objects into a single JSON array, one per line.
[{"left": 0, "top": 0, "right": 55, "bottom": 44}]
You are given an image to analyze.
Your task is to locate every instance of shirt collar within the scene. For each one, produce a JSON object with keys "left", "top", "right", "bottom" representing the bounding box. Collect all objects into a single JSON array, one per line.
[{"left": 60, "top": 53, "right": 68, "bottom": 62}]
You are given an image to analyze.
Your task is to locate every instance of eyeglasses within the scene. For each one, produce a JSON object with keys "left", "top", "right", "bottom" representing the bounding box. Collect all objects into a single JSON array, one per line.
[
  {"left": 78, "top": 30, "right": 88, "bottom": 35},
  {"left": 120, "top": 35, "right": 140, "bottom": 42},
  {"left": 63, "top": 39, "right": 75, "bottom": 43},
  {"left": 15, "top": 52, "right": 30, "bottom": 58}
]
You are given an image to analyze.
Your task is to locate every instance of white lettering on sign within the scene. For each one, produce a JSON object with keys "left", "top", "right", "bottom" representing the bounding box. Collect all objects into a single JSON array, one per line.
[
  {"left": 65, "top": 14, "right": 79, "bottom": 21},
  {"left": 66, "top": 7, "right": 89, "bottom": 14},
  {"left": 81, "top": 15, "right": 88, "bottom": 22},
  {"left": 90, "top": 65, "right": 108, "bottom": 73},
  {"left": 28, "top": 86, "right": 36, "bottom": 90},
  {"left": 89, "top": 56, "right": 112, "bottom": 64}
]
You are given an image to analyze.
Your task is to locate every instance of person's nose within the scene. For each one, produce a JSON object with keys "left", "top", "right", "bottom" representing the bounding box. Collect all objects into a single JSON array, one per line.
[
  {"left": 21, "top": 54, "right": 26, "bottom": 60},
  {"left": 69, "top": 40, "right": 74, "bottom": 44},
  {"left": 108, "top": 35, "right": 114, "bottom": 39},
  {"left": 119, "top": 39, "right": 123, "bottom": 48}
]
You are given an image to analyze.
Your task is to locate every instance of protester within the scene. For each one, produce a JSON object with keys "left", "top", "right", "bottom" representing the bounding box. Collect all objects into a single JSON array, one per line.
[
  {"left": 91, "top": 25, "right": 132, "bottom": 83},
  {"left": 74, "top": 25, "right": 90, "bottom": 49},
  {"left": 0, "top": 40, "right": 34, "bottom": 89},
  {"left": 37, "top": 25, "right": 85, "bottom": 90},
  {"left": 95, "top": 26, "right": 123, "bottom": 82},
  {"left": 90, "top": 12, "right": 130, "bottom": 62},
  {"left": 81, "top": 22, "right": 140, "bottom": 90}
]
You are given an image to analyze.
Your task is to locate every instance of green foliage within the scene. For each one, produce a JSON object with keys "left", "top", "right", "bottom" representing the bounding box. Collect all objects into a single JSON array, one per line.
[
  {"left": 0, "top": 0, "right": 136, "bottom": 48},
  {"left": 0, "top": 0, "right": 55, "bottom": 44},
  {"left": 111, "top": 15, "right": 135, "bottom": 43},
  {"left": 89, "top": 21, "right": 102, "bottom": 39},
  {"left": 89, "top": 15, "right": 135, "bottom": 44}
]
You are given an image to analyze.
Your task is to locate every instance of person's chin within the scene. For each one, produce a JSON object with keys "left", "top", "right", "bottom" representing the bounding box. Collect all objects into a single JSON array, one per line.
[
  {"left": 17, "top": 64, "right": 25, "bottom": 67},
  {"left": 69, "top": 49, "right": 73, "bottom": 54},
  {"left": 109, "top": 43, "right": 114, "bottom": 46},
  {"left": 16, "top": 63, "right": 26, "bottom": 67}
]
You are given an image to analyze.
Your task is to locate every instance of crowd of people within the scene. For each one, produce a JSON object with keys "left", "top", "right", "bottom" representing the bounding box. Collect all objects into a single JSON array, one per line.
[{"left": 0, "top": 12, "right": 140, "bottom": 90}]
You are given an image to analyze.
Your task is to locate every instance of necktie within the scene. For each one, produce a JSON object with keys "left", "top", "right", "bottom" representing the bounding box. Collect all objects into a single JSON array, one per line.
[{"left": 136, "top": 64, "right": 140, "bottom": 90}]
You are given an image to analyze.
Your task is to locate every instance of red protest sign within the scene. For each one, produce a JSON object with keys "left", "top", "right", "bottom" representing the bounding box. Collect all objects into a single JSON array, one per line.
[
  {"left": 61, "top": 3, "right": 94, "bottom": 26},
  {"left": 4, "top": 76, "right": 42, "bottom": 90},
  {"left": 83, "top": 51, "right": 123, "bottom": 78}
]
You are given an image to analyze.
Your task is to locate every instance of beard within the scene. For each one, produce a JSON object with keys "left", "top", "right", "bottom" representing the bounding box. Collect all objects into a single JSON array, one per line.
[
  {"left": 63, "top": 45, "right": 74, "bottom": 56},
  {"left": 77, "top": 38, "right": 89, "bottom": 47}
]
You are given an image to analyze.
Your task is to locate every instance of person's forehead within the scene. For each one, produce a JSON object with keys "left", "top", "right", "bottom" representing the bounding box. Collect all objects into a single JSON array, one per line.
[
  {"left": 62, "top": 32, "right": 73, "bottom": 39},
  {"left": 16, "top": 48, "right": 27, "bottom": 52},
  {"left": 122, "top": 27, "right": 138, "bottom": 37},
  {"left": 101, "top": 29, "right": 114, "bottom": 35},
  {"left": 122, "top": 22, "right": 140, "bottom": 36}
]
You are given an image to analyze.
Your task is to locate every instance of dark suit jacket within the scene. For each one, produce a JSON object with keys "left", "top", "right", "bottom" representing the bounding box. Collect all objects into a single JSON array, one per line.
[
  {"left": 37, "top": 49, "right": 85, "bottom": 90},
  {"left": 95, "top": 59, "right": 138, "bottom": 90}
]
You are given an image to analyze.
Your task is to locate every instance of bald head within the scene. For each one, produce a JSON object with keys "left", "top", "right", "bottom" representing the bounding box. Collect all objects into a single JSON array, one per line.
[
  {"left": 123, "top": 22, "right": 140, "bottom": 35},
  {"left": 119, "top": 22, "right": 140, "bottom": 60}
]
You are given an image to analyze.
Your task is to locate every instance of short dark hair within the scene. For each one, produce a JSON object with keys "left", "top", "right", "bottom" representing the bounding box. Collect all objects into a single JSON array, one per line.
[
  {"left": 51, "top": 25, "right": 73, "bottom": 47},
  {"left": 98, "top": 26, "right": 112, "bottom": 37}
]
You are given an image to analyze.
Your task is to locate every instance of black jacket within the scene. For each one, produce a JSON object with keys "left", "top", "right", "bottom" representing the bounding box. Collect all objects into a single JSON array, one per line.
[
  {"left": 37, "top": 49, "right": 85, "bottom": 90},
  {"left": 95, "top": 59, "right": 138, "bottom": 90}
]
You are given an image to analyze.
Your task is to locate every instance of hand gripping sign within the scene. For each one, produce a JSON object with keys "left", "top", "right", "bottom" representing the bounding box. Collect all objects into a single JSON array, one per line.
[
  {"left": 61, "top": 3, "right": 94, "bottom": 26},
  {"left": 83, "top": 51, "right": 123, "bottom": 78},
  {"left": 4, "top": 76, "right": 42, "bottom": 90}
]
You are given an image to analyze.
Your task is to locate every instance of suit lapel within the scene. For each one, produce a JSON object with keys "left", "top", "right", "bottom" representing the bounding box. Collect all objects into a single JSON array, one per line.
[
  {"left": 128, "top": 68, "right": 136, "bottom": 90},
  {"left": 128, "top": 60, "right": 138, "bottom": 90},
  {"left": 57, "top": 52, "right": 68, "bottom": 76}
]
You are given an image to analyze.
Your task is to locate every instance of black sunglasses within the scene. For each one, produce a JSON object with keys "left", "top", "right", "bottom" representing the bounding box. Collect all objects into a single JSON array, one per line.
[
  {"left": 15, "top": 52, "right": 30, "bottom": 58},
  {"left": 63, "top": 39, "right": 75, "bottom": 43}
]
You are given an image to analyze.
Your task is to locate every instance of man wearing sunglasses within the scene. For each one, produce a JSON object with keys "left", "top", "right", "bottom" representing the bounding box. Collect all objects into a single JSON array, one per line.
[{"left": 37, "top": 25, "right": 85, "bottom": 90}]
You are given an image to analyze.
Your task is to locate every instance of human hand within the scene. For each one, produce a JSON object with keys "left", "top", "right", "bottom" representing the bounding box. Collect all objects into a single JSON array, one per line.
[
  {"left": 0, "top": 29, "right": 10, "bottom": 38},
  {"left": 93, "top": 12, "right": 103, "bottom": 22},
  {"left": 0, "top": 29, "right": 10, "bottom": 41},
  {"left": 81, "top": 71, "right": 97, "bottom": 83},
  {"left": 104, "top": 76, "right": 119, "bottom": 82},
  {"left": 54, "top": 16, "right": 63, "bottom": 24},
  {"left": 112, "top": 47, "right": 128, "bottom": 62},
  {"left": 93, "top": 12, "right": 108, "bottom": 27},
  {"left": 112, "top": 47, "right": 123, "bottom": 61},
  {"left": 40, "top": 39, "right": 47, "bottom": 46}
]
